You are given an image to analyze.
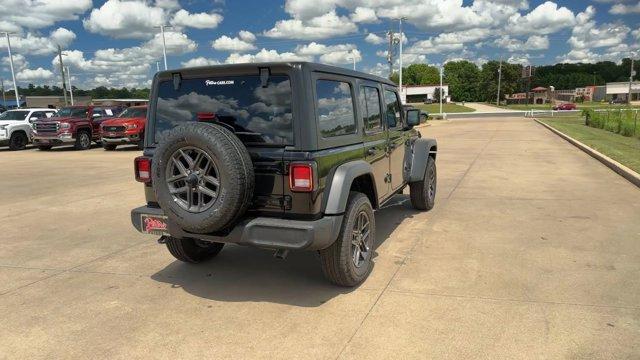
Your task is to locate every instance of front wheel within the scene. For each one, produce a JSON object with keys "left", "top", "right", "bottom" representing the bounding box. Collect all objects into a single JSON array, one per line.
[
  {"left": 75, "top": 130, "right": 92, "bottom": 150},
  {"left": 319, "top": 192, "right": 375, "bottom": 287},
  {"left": 409, "top": 156, "right": 436, "bottom": 211},
  {"left": 9, "top": 132, "right": 28, "bottom": 150},
  {"left": 164, "top": 236, "right": 224, "bottom": 263}
]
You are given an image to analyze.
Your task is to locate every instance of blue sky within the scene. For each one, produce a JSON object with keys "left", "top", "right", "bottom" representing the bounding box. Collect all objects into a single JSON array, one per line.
[{"left": 0, "top": 0, "right": 638, "bottom": 89}]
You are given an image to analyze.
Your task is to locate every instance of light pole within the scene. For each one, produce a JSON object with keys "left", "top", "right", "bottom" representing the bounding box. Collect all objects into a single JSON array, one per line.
[
  {"left": 396, "top": 17, "right": 407, "bottom": 103},
  {"left": 348, "top": 50, "right": 356, "bottom": 71},
  {"left": 156, "top": 61, "right": 160, "bottom": 72},
  {"left": 628, "top": 58, "right": 635, "bottom": 104},
  {"left": 65, "top": 66, "right": 74, "bottom": 105},
  {"left": 497, "top": 58, "right": 502, "bottom": 106},
  {"left": 439, "top": 66, "right": 443, "bottom": 114},
  {"left": 155, "top": 25, "right": 172, "bottom": 70},
  {"left": 1, "top": 32, "right": 19, "bottom": 108},
  {"left": 1, "top": 78, "right": 6, "bottom": 108}
]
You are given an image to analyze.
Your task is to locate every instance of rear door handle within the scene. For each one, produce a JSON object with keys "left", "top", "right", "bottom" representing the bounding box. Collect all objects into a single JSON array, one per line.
[{"left": 367, "top": 148, "right": 377, "bottom": 155}]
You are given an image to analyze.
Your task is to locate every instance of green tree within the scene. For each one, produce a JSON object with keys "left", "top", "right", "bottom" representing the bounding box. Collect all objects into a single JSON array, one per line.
[
  {"left": 480, "top": 61, "right": 522, "bottom": 103},
  {"left": 444, "top": 60, "right": 480, "bottom": 101},
  {"left": 403, "top": 64, "right": 440, "bottom": 85}
]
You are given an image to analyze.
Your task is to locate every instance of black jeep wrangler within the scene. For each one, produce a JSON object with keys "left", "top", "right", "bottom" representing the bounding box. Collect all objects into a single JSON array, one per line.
[{"left": 131, "top": 62, "right": 437, "bottom": 286}]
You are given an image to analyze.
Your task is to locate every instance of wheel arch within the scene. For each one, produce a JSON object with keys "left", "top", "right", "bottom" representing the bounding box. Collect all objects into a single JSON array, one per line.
[
  {"left": 324, "top": 160, "right": 378, "bottom": 215},
  {"left": 404, "top": 137, "right": 437, "bottom": 183}
]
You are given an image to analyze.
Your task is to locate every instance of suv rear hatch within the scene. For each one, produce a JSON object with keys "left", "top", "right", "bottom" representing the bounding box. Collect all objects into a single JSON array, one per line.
[{"left": 150, "top": 70, "right": 294, "bottom": 216}]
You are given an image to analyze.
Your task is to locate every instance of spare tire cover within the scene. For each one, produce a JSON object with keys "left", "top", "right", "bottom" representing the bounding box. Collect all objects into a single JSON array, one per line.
[{"left": 152, "top": 122, "right": 254, "bottom": 233}]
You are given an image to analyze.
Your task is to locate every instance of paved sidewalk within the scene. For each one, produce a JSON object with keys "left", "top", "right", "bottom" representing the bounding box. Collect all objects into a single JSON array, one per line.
[{"left": 1, "top": 118, "right": 639, "bottom": 359}]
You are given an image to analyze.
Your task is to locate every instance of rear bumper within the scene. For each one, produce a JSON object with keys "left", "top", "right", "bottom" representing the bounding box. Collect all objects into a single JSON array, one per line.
[{"left": 131, "top": 206, "right": 343, "bottom": 251}]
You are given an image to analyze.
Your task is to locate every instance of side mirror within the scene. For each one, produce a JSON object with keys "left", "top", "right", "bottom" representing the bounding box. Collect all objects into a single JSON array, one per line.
[
  {"left": 406, "top": 109, "right": 420, "bottom": 127},
  {"left": 29, "top": 117, "right": 38, "bottom": 122}
]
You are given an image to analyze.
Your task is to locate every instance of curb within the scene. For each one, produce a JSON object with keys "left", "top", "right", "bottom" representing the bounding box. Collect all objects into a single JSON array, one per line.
[{"left": 534, "top": 119, "right": 640, "bottom": 189}]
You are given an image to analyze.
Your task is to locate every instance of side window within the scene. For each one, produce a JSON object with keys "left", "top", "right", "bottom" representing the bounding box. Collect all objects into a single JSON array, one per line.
[
  {"left": 383, "top": 89, "right": 401, "bottom": 129},
  {"left": 360, "top": 86, "right": 382, "bottom": 132},
  {"left": 316, "top": 80, "right": 356, "bottom": 138}
]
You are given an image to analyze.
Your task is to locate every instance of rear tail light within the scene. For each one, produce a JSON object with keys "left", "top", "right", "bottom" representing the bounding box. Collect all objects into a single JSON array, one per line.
[
  {"left": 289, "top": 163, "right": 314, "bottom": 192},
  {"left": 134, "top": 156, "right": 151, "bottom": 183}
]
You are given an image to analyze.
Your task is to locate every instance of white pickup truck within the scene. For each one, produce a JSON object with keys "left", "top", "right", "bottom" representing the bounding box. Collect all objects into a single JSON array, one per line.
[{"left": 0, "top": 108, "right": 57, "bottom": 150}]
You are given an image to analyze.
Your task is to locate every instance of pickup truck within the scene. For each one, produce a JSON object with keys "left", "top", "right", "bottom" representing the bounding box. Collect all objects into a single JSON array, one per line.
[
  {"left": 0, "top": 108, "right": 57, "bottom": 150},
  {"left": 100, "top": 105, "right": 147, "bottom": 150},
  {"left": 32, "top": 105, "right": 123, "bottom": 150}
]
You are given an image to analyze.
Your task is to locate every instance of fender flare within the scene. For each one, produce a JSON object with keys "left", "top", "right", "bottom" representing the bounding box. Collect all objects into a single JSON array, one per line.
[
  {"left": 324, "top": 160, "right": 377, "bottom": 215},
  {"left": 404, "top": 138, "right": 437, "bottom": 183}
]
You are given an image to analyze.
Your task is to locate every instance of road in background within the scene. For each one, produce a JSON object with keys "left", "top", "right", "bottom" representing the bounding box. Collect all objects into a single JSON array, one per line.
[{"left": 1, "top": 118, "right": 639, "bottom": 358}]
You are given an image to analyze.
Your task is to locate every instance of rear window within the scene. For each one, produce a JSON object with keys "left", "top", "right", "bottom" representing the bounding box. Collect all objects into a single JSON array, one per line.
[{"left": 154, "top": 75, "right": 293, "bottom": 145}]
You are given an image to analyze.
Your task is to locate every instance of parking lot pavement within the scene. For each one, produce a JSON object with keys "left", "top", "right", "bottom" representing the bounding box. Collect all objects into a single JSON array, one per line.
[{"left": 1, "top": 118, "right": 639, "bottom": 359}]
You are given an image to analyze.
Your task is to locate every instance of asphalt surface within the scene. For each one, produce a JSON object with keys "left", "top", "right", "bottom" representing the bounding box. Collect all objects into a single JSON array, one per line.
[{"left": 1, "top": 118, "right": 639, "bottom": 359}]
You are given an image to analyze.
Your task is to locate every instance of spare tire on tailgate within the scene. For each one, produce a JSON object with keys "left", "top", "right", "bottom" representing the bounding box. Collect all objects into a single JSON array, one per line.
[{"left": 152, "top": 122, "right": 254, "bottom": 234}]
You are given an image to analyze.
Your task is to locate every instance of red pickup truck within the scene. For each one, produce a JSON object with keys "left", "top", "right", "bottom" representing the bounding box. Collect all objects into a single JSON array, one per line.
[
  {"left": 33, "top": 105, "right": 123, "bottom": 150},
  {"left": 100, "top": 105, "right": 147, "bottom": 150}
]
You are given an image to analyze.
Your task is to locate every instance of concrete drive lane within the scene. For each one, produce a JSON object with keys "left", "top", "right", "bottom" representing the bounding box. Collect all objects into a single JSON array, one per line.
[{"left": 0, "top": 118, "right": 639, "bottom": 359}]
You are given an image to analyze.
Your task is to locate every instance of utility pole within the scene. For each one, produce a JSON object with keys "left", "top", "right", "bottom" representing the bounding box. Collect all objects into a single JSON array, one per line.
[
  {"left": 397, "top": 17, "right": 407, "bottom": 103},
  {"left": 386, "top": 30, "right": 394, "bottom": 78},
  {"left": 497, "top": 58, "right": 503, "bottom": 106},
  {"left": 2, "top": 32, "right": 19, "bottom": 108},
  {"left": 57, "top": 44, "right": 68, "bottom": 106},
  {"left": 156, "top": 61, "right": 160, "bottom": 73},
  {"left": 439, "top": 66, "right": 443, "bottom": 114},
  {"left": 628, "top": 58, "right": 635, "bottom": 104},
  {"left": 1, "top": 78, "right": 6, "bottom": 108},
  {"left": 66, "top": 66, "right": 74, "bottom": 106},
  {"left": 155, "top": 25, "right": 172, "bottom": 70}
]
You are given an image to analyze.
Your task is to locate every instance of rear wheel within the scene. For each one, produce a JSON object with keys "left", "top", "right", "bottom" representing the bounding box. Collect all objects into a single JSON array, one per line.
[
  {"left": 410, "top": 156, "right": 436, "bottom": 211},
  {"left": 164, "top": 236, "right": 224, "bottom": 263},
  {"left": 9, "top": 132, "right": 28, "bottom": 150},
  {"left": 102, "top": 143, "right": 117, "bottom": 151},
  {"left": 319, "top": 192, "right": 375, "bottom": 287},
  {"left": 75, "top": 130, "right": 91, "bottom": 150}
]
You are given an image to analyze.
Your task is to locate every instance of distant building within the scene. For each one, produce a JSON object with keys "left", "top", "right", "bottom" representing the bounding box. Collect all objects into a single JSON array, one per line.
[
  {"left": 606, "top": 81, "right": 640, "bottom": 102},
  {"left": 400, "top": 84, "right": 450, "bottom": 103},
  {"left": 531, "top": 86, "right": 549, "bottom": 104},
  {"left": 0, "top": 96, "right": 26, "bottom": 109},
  {"left": 92, "top": 99, "right": 149, "bottom": 107},
  {"left": 25, "top": 96, "right": 91, "bottom": 108}
]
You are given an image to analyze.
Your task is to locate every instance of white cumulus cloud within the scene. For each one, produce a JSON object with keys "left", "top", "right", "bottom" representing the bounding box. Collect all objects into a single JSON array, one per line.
[
  {"left": 171, "top": 9, "right": 223, "bottom": 29},
  {"left": 83, "top": 0, "right": 166, "bottom": 39}
]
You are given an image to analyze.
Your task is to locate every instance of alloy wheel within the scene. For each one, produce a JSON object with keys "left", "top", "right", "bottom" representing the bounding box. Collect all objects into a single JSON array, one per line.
[
  {"left": 166, "top": 146, "right": 221, "bottom": 213},
  {"left": 351, "top": 210, "right": 372, "bottom": 268}
]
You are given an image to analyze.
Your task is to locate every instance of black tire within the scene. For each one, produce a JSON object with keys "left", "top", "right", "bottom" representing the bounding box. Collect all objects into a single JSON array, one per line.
[
  {"left": 164, "top": 236, "right": 224, "bottom": 263},
  {"left": 319, "top": 192, "right": 376, "bottom": 287},
  {"left": 9, "top": 132, "right": 28, "bottom": 150},
  {"left": 102, "top": 143, "right": 117, "bottom": 151},
  {"left": 410, "top": 156, "right": 436, "bottom": 211},
  {"left": 37, "top": 145, "right": 52, "bottom": 151},
  {"left": 153, "top": 122, "right": 254, "bottom": 234},
  {"left": 75, "top": 130, "right": 92, "bottom": 150}
]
